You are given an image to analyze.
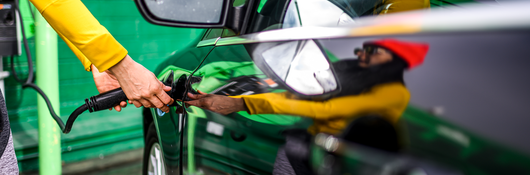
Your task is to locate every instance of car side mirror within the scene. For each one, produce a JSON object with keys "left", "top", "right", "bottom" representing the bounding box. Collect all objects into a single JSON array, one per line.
[
  {"left": 134, "top": 0, "right": 232, "bottom": 28},
  {"left": 252, "top": 40, "right": 340, "bottom": 100}
]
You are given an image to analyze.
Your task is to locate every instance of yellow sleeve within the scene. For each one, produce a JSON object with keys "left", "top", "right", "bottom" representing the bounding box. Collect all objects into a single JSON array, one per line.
[
  {"left": 377, "top": 0, "right": 430, "bottom": 15},
  {"left": 237, "top": 83, "right": 410, "bottom": 121},
  {"left": 30, "top": 0, "right": 128, "bottom": 72}
]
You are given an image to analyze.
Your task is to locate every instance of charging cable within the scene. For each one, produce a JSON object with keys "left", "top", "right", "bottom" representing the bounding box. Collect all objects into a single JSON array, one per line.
[{"left": 10, "top": 0, "right": 68, "bottom": 131}]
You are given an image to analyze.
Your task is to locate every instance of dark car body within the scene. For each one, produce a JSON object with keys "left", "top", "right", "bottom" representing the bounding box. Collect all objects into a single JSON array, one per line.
[{"left": 137, "top": 0, "right": 530, "bottom": 174}]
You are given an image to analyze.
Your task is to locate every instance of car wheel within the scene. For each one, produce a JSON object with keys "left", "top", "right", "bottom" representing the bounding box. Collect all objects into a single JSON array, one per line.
[{"left": 143, "top": 122, "right": 167, "bottom": 175}]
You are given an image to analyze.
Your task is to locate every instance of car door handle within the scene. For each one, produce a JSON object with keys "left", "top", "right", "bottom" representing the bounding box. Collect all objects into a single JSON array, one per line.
[{"left": 230, "top": 131, "right": 247, "bottom": 142}]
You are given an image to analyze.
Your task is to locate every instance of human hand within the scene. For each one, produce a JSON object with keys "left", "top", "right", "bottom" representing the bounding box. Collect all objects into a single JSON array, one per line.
[
  {"left": 108, "top": 55, "right": 174, "bottom": 112},
  {"left": 91, "top": 64, "right": 127, "bottom": 112},
  {"left": 184, "top": 90, "right": 248, "bottom": 115}
]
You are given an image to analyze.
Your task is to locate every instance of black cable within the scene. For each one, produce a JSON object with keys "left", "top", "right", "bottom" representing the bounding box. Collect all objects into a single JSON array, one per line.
[
  {"left": 26, "top": 0, "right": 35, "bottom": 20},
  {"left": 187, "top": 37, "right": 220, "bottom": 82},
  {"left": 23, "top": 84, "right": 66, "bottom": 130},
  {"left": 14, "top": 0, "right": 34, "bottom": 85},
  {"left": 12, "top": 0, "right": 66, "bottom": 131},
  {"left": 9, "top": 56, "right": 25, "bottom": 84},
  {"left": 64, "top": 104, "right": 88, "bottom": 134}
]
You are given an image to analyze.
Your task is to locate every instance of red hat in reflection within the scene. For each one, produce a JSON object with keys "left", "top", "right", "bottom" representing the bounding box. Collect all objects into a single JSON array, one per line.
[{"left": 364, "top": 39, "right": 429, "bottom": 69}]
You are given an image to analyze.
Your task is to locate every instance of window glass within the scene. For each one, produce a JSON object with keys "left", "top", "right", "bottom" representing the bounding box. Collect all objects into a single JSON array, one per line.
[
  {"left": 282, "top": 0, "right": 301, "bottom": 29},
  {"left": 222, "top": 29, "right": 237, "bottom": 37},
  {"left": 202, "top": 29, "right": 224, "bottom": 40},
  {"left": 247, "top": 0, "right": 429, "bottom": 33},
  {"left": 315, "top": 32, "right": 530, "bottom": 155}
]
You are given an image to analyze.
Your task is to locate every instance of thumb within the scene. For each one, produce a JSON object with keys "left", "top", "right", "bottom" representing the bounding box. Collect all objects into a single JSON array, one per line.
[
  {"left": 160, "top": 81, "right": 171, "bottom": 92},
  {"left": 184, "top": 100, "right": 200, "bottom": 107},
  {"left": 91, "top": 65, "right": 100, "bottom": 76},
  {"left": 187, "top": 92, "right": 202, "bottom": 100}
]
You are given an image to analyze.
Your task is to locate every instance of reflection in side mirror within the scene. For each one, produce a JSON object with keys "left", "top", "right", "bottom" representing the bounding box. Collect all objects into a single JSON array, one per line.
[
  {"left": 135, "top": 0, "right": 231, "bottom": 28},
  {"left": 145, "top": 0, "right": 223, "bottom": 23},
  {"left": 261, "top": 40, "right": 338, "bottom": 95}
]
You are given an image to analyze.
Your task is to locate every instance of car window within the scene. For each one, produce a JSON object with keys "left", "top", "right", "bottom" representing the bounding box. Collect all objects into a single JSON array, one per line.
[
  {"left": 317, "top": 31, "right": 530, "bottom": 155},
  {"left": 202, "top": 29, "right": 224, "bottom": 40},
  {"left": 201, "top": 28, "right": 238, "bottom": 41},
  {"left": 247, "top": 0, "right": 429, "bottom": 33}
]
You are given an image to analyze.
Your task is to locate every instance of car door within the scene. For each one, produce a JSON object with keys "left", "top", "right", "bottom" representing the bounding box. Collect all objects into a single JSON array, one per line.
[
  {"left": 144, "top": 0, "right": 472, "bottom": 174},
  {"left": 182, "top": 30, "right": 315, "bottom": 174},
  {"left": 177, "top": 28, "right": 242, "bottom": 175},
  {"left": 181, "top": 0, "right": 435, "bottom": 174},
  {"left": 149, "top": 28, "right": 223, "bottom": 174},
  {"left": 184, "top": 42, "right": 316, "bottom": 175}
]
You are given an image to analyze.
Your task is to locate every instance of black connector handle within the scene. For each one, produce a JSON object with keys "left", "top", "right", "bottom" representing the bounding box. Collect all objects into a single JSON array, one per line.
[
  {"left": 85, "top": 88, "right": 128, "bottom": 112},
  {"left": 64, "top": 88, "right": 127, "bottom": 133},
  {"left": 64, "top": 72, "right": 196, "bottom": 134}
]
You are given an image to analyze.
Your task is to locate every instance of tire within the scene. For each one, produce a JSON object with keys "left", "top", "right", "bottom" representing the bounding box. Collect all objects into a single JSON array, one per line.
[{"left": 143, "top": 122, "right": 167, "bottom": 175}]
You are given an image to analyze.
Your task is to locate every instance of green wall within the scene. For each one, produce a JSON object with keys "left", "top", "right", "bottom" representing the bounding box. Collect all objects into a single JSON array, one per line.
[{"left": 6, "top": 0, "right": 205, "bottom": 172}]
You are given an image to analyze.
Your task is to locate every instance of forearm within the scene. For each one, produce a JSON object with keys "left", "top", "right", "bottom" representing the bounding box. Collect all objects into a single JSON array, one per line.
[
  {"left": 239, "top": 93, "right": 343, "bottom": 118},
  {"left": 238, "top": 92, "right": 393, "bottom": 119}
]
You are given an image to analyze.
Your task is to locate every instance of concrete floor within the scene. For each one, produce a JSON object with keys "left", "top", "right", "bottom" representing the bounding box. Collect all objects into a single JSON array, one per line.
[
  {"left": 81, "top": 160, "right": 142, "bottom": 175},
  {"left": 20, "top": 148, "right": 144, "bottom": 175},
  {"left": 63, "top": 149, "right": 144, "bottom": 175}
]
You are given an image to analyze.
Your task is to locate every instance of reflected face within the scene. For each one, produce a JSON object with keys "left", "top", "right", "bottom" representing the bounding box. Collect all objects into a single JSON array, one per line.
[
  {"left": 358, "top": 47, "right": 393, "bottom": 68},
  {"left": 354, "top": 48, "right": 363, "bottom": 57}
]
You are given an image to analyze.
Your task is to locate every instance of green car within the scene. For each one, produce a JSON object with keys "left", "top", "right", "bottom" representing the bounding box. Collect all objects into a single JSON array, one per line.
[{"left": 133, "top": 0, "right": 530, "bottom": 174}]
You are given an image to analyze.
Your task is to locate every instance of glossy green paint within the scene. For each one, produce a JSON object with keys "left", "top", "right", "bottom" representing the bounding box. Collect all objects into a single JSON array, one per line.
[
  {"left": 257, "top": 0, "right": 268, "bottom": 13},
  {"left": 154, "top": 62, "right": 311, "bottom": 173},
  {"left": 153, "top": 45, "right": 317, "bottom": 173},
  {"left": 430, "top": 0, "right": 475, "bottom": 7},
  {"left": 401, "top": 107, "right": 530, "bottom": 174},
  {"left": 9, "top": 0, "right": 205, "bottom": 172}
]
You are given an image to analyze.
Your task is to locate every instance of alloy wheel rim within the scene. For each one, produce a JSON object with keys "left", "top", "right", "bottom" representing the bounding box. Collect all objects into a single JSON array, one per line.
[{"left": 148, "top": 142, "right": 166, "bottom": 175}]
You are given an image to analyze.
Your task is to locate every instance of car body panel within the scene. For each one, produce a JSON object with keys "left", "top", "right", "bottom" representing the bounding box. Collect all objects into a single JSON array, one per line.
[{"left": 143, "top": 0, "right": 530, "bottom": 174}]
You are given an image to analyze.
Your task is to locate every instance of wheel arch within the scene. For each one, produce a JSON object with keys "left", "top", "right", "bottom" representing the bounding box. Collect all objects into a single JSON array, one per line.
[{"left": 142, "top": 107, "right": 154, "bottom": 139}]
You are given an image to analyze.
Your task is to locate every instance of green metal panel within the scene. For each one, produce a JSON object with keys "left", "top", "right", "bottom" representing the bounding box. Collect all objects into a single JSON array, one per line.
[{"left": 6, "top": 0, "right": 205, "bottom": 172}]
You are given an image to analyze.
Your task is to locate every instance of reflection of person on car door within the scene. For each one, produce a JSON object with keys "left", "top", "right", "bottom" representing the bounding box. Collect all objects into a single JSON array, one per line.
[
  {"left": 186, "top": 39, "right": 428, "bottom": 134},
  {"left": 185, "top": 39, "right": 429, "bottom": 174}
]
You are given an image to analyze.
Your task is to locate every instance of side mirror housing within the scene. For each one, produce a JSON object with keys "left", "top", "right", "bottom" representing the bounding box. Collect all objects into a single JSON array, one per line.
[{"left": 250, "top": 39, "right": 341, "bottom": 100}]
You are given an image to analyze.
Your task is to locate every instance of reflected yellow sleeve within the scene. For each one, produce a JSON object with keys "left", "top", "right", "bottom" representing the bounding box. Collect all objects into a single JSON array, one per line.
[
  {"left": 30, "top": 0, "right": 127, "bottom": 72},
  {"left": 236, "top": 83, "right": 410, "bottom": 123},
  {"left": 378, "top": 0, "right": 430, "bottom": 15}
]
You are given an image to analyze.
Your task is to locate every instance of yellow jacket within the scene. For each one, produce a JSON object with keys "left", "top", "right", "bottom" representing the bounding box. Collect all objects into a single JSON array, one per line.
[
  {"left": 237, "top": 82, "right": 410, "bottom": 135},
  {"left": 377, "top": 0, "right": 430, "bottom": 15},
  {"left": 30, "top": 0, "right": 127, "bottom": 72}
]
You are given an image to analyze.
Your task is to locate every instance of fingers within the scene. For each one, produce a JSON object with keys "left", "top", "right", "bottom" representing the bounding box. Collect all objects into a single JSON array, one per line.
[
  {"left": 114, "top": 105, "right": 121, "bottom": 112},
  {"left": 110, "top": 58, "right": 174, "bottom": 112},
  {"left": 91, "top": 65, "right": 99, "bottom": 75},
  {"left": 120, "top": 101, "right": 128, "bottom": 107},
  {"left": 184, "top": 100, "right": 201, "bottom": 108},
  {"left": 187, "top": 92, "right": 208, "bottom": 100},
  {"left": 112, "top": 101, "right": 127, "bottom": 112},
  {"left": 132, "top": 99, "right": 147, "bottom": 108},
  {"left": 156, "top": 91, "right": 174, "bottom": 105},
  {"left": 187, "top": 93, "right": 197, "bottom": 100},
  {"left": 160, "top": 81, "right": 172, "bottom": 92},
  {"left": 197, "top": 90, "right": 207, "bottom": 95},
  {"left": 156, "top": 81, "right": 174, "bottom": 106},
  {"left": 149, "top": 95, "right": 169, "bottom": 113}
]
